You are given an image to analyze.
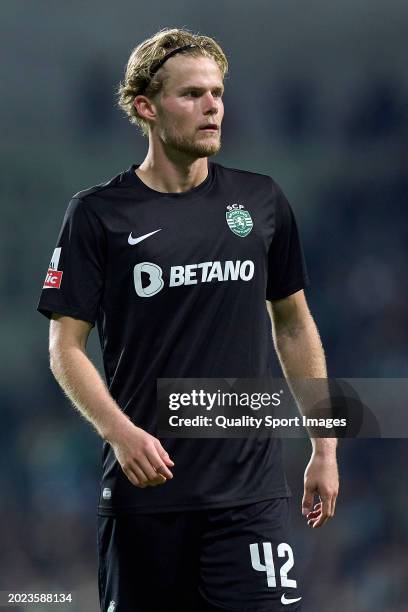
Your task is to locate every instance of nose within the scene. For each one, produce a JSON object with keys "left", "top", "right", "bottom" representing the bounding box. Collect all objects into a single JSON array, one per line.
[{"left": 202, "top": 92, "right": 219, "bottom": 115}]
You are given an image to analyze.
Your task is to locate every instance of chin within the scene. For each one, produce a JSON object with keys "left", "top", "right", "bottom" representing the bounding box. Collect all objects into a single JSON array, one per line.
[
  {"left": 167, "top": 131, "right": 221, "bottom": 158},
  {"left": 185, "top": 138, "right": 221, "bottom": 158},
  {"left": 195, "top": 144, "right": 221, "bottom": 157}
]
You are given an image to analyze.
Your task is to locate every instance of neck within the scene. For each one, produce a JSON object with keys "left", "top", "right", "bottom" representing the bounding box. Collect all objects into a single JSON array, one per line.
[{"left": 135, "top": 142, "right": 209, "bottom": 193}]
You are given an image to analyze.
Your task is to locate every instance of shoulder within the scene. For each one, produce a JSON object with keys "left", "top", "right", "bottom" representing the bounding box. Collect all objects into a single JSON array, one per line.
[
  {"left": 213, "top": 161, "right": 276, "bottom": 184},
  {"left": 70, "top": 166, "right": 130, "bottom": 207},
  {"left": 213, "top": 161, "right": 280, "bottom": 194},
  {"left": 214, "top": 163, "right": 297, "bottom": 227}
]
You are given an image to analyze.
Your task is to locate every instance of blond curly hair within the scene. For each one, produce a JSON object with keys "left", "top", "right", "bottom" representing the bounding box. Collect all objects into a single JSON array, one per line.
[{"left": 117, "top": 27, "right": 228, "bottom": 137}]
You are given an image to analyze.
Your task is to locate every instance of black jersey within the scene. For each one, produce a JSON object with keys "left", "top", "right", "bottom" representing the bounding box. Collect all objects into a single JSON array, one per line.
[{"left": 37, "top": 161, "right": 309, "bottom": 514}]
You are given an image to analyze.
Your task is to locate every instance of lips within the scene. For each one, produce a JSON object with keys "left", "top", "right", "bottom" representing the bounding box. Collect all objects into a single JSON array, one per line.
[{"left": 199, "top": 124, "right": 218, "bottom": 130}]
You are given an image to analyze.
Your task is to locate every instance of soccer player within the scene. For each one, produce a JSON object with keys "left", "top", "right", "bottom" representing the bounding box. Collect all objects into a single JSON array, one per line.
[{"left": 37, "top": 28, "right": 339, "bottom": 612}]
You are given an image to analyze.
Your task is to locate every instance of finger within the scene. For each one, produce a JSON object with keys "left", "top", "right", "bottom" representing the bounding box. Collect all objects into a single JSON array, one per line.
[
  {"left": 312, "top": 515, "right": 329, "bottom": 528},
  {"left": 320, "top": 495, "right": 331, "bottom": 517},
  {"left": 137, "top": 456, "right": 167, "bottom": 485},
  {"left": 324, "top": 493, "right": 336, "bottom": 518},
  {"left": 302, "top": 486, "right": 315, "bottom": 516},
  {"left": 133, "top": 462, "right": 159, "bottom": 487},
  {"left": 308, "top": 511, "right": 327, "bottom": 528},
  {"left": 306, "top": 503, "right": 321, "bottom": 516},
  {"left": 310, "top": 504, "right": 328, "bottom": 528},
  {"left": 155, "top": 440, "right": 175, "bottom": 466},
  {"left": 139, "top": 456, "right": 167, "bottom": 487},
  {"left": 150, "top": 472, "right": 167, "bottom": 486},
  {"left": 124, "top": 464, "right": 147, "bottom": 488},
  {"left": 312, "top": 496, "right": 331, "bottom": 528},
  {"left": 146, "top": 448, "right": 174, "bottom": 480},
  {"left": 128, "top": 460, "right": 164, "bottom": 487}
]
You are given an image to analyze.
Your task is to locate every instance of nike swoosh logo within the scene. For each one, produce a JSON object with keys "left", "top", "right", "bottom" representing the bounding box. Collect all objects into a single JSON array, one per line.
[
  {"left": 281, "top": 594, "right": 302, "bottom": 605},
  {"left": 128, "top": 229, "right": 162, "bottom": 245}
]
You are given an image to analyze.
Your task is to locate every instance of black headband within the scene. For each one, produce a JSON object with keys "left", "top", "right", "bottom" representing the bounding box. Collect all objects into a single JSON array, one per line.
[{"left": 139, "top": 44, "right": 199, "bottom": 94}]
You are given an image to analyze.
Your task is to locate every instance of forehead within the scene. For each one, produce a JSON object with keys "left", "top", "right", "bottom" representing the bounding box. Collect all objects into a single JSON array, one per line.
[{"left": 161, "top": 55, "right": 223, "bottom": 91}]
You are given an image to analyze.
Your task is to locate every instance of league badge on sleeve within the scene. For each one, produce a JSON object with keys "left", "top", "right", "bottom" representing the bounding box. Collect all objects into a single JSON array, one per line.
[
  {"left": 43, "top": 247, "right": 63, "bottom": 289},
  {"left": 226, "top": 203, "right": 253, "bottom": 237}
]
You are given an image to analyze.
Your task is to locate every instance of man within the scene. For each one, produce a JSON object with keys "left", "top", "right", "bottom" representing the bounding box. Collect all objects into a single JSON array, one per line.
[{"left": 37, "top": 27, "right": 338, "bottom": 612}]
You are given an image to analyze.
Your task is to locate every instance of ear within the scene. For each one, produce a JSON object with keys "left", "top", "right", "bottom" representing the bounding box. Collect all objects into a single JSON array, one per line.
[{"left": 133, "top": 95, "right": 157, "bottom": 122}]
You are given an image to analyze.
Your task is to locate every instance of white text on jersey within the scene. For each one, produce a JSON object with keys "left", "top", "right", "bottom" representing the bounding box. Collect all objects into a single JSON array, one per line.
[{"left": 133, "top": 260, "right": 255, "bottom": 298}]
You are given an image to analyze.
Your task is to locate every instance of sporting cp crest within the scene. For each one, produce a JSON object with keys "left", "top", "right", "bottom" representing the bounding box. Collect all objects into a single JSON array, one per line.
[{"left": 226, "top": 203, "right": 253, "bottom": 237}]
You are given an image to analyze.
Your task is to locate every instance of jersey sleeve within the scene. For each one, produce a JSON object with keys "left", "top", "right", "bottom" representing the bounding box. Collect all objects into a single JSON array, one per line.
[
  {"left": 266, "top": 182, "right": 310, "bottom": 301},
  {"left": 37, "top": 197, "right": 106, "bottom": 325}
]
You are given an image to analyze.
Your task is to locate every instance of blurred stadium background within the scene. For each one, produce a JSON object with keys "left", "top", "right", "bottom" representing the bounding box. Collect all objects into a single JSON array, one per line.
[{"left": 1, "top": 1, "right": 407, "bottom": 610}]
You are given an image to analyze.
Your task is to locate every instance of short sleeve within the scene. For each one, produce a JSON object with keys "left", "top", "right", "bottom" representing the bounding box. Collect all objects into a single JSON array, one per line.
[
  {"left": 37, "top": 197, "right": 106, "bottom": 325},
  {"left": 266, "top": 183, "right": 310, "bottom": 301}
]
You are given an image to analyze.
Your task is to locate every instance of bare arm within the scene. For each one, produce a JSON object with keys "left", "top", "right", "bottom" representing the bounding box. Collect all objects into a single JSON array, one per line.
[
  {"left": 49, "top": 314, "right": 174, "bottom": 488},
  {"left": 267, "top": 290, "right": 327, "bottom": 378},
  {"left": 267, "top": 290, "right": 339, "bottom": 527}
]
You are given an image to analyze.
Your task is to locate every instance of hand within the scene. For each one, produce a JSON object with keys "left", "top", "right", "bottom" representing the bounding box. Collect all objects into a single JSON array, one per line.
[
  {"left": 109, "top": 420, "right": 175, "bottom": 488},
  {"left": 302, "top": 450, "right": 339, "bottom": 528}
]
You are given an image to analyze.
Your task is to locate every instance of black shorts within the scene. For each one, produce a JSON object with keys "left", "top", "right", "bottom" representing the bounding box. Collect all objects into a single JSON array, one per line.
[{"left": 97, "top": 497, "right": 303, "bottom": 612}]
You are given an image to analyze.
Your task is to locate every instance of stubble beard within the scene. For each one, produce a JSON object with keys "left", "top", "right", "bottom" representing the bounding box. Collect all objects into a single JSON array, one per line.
[{"left": 164, "top": 126, "right": 221, "bottom": 158}]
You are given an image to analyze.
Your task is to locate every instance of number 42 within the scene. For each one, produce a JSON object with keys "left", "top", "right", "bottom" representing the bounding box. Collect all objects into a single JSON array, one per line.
[{"left": 249, "top": 542, "right": 297, "bottom": 588}]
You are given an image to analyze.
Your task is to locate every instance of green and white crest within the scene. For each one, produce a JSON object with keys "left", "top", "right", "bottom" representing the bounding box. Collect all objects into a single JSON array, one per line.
[{"left": 226, "top": 204, "right": 253, "bottom": 237}]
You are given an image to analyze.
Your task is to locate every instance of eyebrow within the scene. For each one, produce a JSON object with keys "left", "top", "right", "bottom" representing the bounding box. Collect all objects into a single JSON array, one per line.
[{"left": 178, "top": 85, "right": 224, "bottom": 94}]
